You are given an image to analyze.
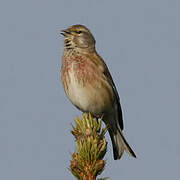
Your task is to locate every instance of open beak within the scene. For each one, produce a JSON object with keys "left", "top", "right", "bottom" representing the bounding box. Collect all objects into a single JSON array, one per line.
[{"left": 60, "top": 29, "right": 71, "bottom": 37}]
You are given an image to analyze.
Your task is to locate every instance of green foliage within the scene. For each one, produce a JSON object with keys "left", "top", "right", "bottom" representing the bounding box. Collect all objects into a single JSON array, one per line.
[{"left": 70, "top": 113, "right": 108, "bottom": 180}]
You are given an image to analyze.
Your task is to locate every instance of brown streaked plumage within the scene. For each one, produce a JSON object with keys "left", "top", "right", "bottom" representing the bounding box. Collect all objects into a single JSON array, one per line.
[{"left": 61, "top": 24, "right": 136, "bottom": 160}]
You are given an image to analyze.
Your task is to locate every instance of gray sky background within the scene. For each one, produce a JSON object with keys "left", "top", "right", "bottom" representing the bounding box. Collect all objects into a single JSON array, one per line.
[{"left": 0, "top": 0, "right": 180, "bottom": 179}]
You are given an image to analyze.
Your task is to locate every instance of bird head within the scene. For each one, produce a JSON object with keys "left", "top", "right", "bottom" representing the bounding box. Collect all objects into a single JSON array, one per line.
[{"left": 61, "top": 25, "right": 96, "bottom": 51}]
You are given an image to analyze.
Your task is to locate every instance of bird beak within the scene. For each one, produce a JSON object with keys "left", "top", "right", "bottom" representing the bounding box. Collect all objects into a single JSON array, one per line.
[{"left": 60, "top": 29, "right": 71, "bottom": 37}]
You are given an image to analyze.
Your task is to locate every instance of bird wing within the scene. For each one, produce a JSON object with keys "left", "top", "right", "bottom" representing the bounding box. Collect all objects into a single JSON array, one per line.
[
  {"left": 95, "top": 54, "right": 124, "bottom": 130},
  {"left": 103, "top": 66, "right": 124, "bottom": 130}
]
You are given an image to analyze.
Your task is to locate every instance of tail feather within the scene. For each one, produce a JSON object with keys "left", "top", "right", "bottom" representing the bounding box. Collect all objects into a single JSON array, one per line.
[{"left": 109, "top": 128, "right": 136, "bottom": 160}]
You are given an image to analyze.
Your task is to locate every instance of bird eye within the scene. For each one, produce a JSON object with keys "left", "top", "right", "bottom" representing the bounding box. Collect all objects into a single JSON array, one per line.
[{"left": 76, "top": 31, "right": 82, "bottom": 34}]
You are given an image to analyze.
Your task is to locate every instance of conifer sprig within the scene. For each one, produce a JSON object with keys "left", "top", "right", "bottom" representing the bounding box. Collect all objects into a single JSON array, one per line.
[{"left": 70, "top": 113, "right": 108, "bottom": 180}]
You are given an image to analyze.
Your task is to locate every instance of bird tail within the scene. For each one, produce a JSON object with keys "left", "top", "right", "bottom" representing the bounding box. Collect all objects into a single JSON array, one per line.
[{"left": 109, "top": 127, "right": 136, "bottom": 160}]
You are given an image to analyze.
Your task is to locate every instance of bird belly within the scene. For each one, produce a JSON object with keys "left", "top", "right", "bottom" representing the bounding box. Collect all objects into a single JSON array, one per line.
[{"left": 65, "top": 68, "right": 114, "bottom": 116}]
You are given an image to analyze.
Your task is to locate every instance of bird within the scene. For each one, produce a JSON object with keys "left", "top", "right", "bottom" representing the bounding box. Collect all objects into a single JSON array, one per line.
[{"left": 60, "top": 24, "right": 136, "bottom": 160}]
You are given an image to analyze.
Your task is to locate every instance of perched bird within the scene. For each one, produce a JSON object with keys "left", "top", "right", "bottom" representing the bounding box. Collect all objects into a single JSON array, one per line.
[{"left": 61, "top": 24, "right": 136, "bottom": 160}]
